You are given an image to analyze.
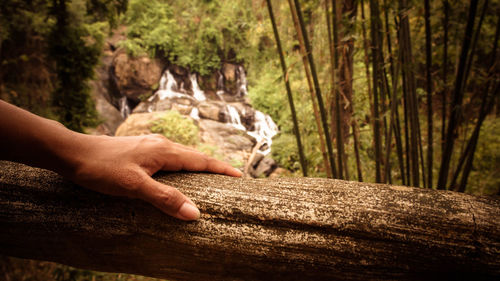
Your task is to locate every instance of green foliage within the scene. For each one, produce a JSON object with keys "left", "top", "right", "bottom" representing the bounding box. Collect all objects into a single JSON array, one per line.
[
  {"left": 197, "top": 143, "right": 224, "bottom": 161},
  {"left": 467, "top": 117, "right": 500, "bottom": 195},
  {"left": 121, "top": 0, "right": 252, "bottom": 75},
  {"left": 0, "top": 0, "right": 126, "bottom": 128},
  {"left": 48, "top": 0, "right": 103, "bottom": 132},
  {"left": 150, "top": 111, "right": 199, "bottom": 145}
]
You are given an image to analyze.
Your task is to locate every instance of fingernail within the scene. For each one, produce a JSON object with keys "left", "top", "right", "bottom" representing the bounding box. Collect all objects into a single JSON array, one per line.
[
  {"left": 233, "top": 167, "right": 243, "bottom": 177},
  {"left": 177, "top": 202, "right": 200, "bottom": 221}
]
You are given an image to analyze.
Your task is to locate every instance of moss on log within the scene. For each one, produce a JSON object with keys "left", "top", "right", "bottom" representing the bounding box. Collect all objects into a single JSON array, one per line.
[{"left": 0, "top": 161, "right": 499, "bottom": 280}]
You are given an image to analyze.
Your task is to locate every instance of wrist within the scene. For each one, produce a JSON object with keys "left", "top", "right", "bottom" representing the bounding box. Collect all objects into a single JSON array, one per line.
[{"left": 38, "top": 121, "right": 93, "bottom": 179}]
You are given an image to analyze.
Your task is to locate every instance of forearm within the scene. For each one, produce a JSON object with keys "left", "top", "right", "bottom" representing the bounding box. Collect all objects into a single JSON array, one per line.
[
  {"left": 0, "top": 99, "right": 88, "bottom": 177},
  {"left": 1, "top": 99, "right": 241, "bottom": 220}
]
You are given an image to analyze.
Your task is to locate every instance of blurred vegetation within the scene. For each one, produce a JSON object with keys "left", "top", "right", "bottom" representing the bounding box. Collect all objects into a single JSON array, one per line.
[
  {"left": 150, "top": 111, "right": 199, "bottom": 145},
  {"left": 1, "top": 0, "right": 498, "bottom": 193},
  {"left": 0, "top": 0, "right": 126, "bottom": 131},
  {"left": 0, "top": 256, "right": 165, "bottom": 281},
  {"left": 121, "top": 0, "right": 253, "bottom": 75}
]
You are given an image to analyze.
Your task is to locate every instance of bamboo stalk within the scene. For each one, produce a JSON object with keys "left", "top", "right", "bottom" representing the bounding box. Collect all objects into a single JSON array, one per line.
[
  {"left": 424, "top": 0, "right": 433, "bottom": 188},
  {"left": 331, "top": 0, "right": 344, "bottom": 180},
  {"left": 288, "top": 0, "right": 332, "bottom": 178},
  {"left": 266, "top": 0, "right": 308, "bottom": 176},
  {"left": 437, "top": 0, "right": 479, "bottom": 189},
  {"left": 369, "top": 0, "right": 384, "bottom": 183},
  {"left": 293, "top": 0, "right": 338, "bottom": 178},
  {"left": 441, "top": 0, "right": 449, "bottom": 155}
]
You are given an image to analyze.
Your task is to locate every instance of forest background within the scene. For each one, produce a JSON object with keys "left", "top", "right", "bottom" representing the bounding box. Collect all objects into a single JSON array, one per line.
[
  {"left": 0, "top": 0, "right": 499, "bottom": 279},
  {"left": 1, "top": 0, "right": 498, "bottom": 195}
]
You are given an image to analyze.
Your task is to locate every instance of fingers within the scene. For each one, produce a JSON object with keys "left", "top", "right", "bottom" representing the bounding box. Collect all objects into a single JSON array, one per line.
[
  {"left": 158, "top": 141, "right": 242, "bottom": 177},
  {"left": 171, "top": 146, "right": 243, "bottom": 177},
  {"left": 138, "top": 176, "right": 200, "bottom": 221}
]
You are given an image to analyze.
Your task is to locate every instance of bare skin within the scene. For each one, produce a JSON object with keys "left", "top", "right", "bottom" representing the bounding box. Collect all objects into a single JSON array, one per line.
[{"left": 0, "top": 100, "right": 242, "bottom": 220}]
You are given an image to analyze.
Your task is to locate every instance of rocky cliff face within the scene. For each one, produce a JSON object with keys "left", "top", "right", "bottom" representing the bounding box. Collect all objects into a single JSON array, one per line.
[{"left": 90, "top": 32, "right": 279, "bottom": 177}]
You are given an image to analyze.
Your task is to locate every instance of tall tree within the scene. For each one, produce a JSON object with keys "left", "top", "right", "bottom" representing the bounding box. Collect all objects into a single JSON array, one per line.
[
  {"left": 329, "top": 0, "right": 344, "bottom": 179},
  {"left": 265, "top": 0, "right": 308, "bottom": 176},
  {"left": 289, "top": 0, "right": 332, "bottom": 178},
  {"left": 437, "top": 0, "right": 479, "bottom": 190},
  {"left": 441, "top": 0, "right": 450, "bottom": 158},
  {"left": 334, "top": 0, "right": 357, "bottom": 180},
  {"left": 449, "top": 0, "right": 494, "bottom": 191},
  {"left": 293, "top": 0, "right": 338, "bottom": 178},
  {"left": 369, "top": 0, "right": 384, "bottom": 183},
  {"left": 424, "top": 0, "right": 433, "bottom": 188},
  {"left": 398, "top": 0, "right": 422, "bottom": 187}
]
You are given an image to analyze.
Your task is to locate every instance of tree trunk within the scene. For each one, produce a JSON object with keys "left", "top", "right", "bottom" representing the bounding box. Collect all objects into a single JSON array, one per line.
[
  {"left": 329, "top": 0, "right": 344, "bottom": 180},
  {"left": 289, "top": 0, "right": 331, "bottom": 178},
  {"left": 369, "top": 0, "right": 384, "bottom": 183},
  {"left": 266, "top": 0, "right": 307, "bottom": 176},
  {"left": 441, "top": 0, "right": 449, "bottom": 154},
  {"left": 424, "top": 0, "right": 433, "bottom": 188},
  {"left": 293, "top": 0, "right": 338, "bottom": 178},
  {"left": 0, "top": 161, "right": 499, "bottom": 280},
  {"left": 399, "top": 0, "right": 422, "bottom": 187},
  {"left": 437, "top": 0, "right": 479, "bottom": 189}
]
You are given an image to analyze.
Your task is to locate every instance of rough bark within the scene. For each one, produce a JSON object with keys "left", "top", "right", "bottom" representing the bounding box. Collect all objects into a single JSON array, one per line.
[{"left": 0, "top": 161, "right": 499, "bottom": 280}]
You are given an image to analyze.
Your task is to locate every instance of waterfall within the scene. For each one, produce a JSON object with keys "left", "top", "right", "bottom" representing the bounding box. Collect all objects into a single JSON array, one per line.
[
  {"left": 236, "top": 66, "right": 248, "bottom": 97},
  {"left": 156, "top": 70, "right": 192, "bottom": 100},
  {"left": 216, "top": 71, "right": 225, "bottom": 101},
  {"left": 148, "top": 67, "right": 278, "bottom": 155},
  {"left": 119, "top": 96, "right": 131, "bottom": 118},
  {"left": 190, "top": 74, "right": 207, "bottom": 101},
  {"left": 226, "top": 105, "right": 246, "bottom": 131},
  {"left": 247, "top": 111, "right": 278, "bottom": 155},
  {"left": 190, "top": 107, "right": 200, "bottom": 120}
]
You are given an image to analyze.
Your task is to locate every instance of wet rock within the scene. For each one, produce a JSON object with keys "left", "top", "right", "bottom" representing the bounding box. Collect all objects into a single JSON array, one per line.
[
  {"left": 198, "top": 72, "right": 218, "bottom": 92},
  {"left": 222, "top": 63, "right": 237, "bottom": 83},
  {"left": 198, "top": 101, "right": 228, "bottom": 122},
  {"left": 93, "top": 91, "right": 123, "bottom": 135},
  {"left": 199, "top": 119, "right": 254, "bottom": 152},
  {"left": 111, "top": 52, "right": 164, "bottom": 103},
  {"left": 250, "top": 156, "right": 277, "bottom": 178},
  {"left": 115, "top": 112, "right": 158, "bottom": 136},
  {"left": 229, "top": 102, "right": 255, "bottom": 131},
  {"left": 171, "top": 103, "right": 193, "bottom": 115},
  {"left": 170, "top": 65, "right": 188, "bottom": 77}
]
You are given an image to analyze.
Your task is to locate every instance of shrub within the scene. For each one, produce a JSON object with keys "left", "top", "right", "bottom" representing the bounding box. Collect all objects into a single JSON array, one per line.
[{"left": 150, "top": 111, "right": 199, "bottom": 146}]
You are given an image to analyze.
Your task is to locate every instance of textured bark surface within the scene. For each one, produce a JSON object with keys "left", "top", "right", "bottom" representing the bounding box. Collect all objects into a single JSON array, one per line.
[{"left": 0, "top": 161, "right": 499, "bottom": 280}]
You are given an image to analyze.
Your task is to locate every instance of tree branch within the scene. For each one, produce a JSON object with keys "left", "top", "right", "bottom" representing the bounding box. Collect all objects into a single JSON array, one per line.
[{"left": 0, "top": 161, "right": 498, "bottom": 280}]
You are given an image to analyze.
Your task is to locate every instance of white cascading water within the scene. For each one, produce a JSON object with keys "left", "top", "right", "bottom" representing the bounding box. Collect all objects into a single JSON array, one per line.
[
  {"left": 247, "top": 111, "right": 278, "bottom": 155},
  {"left": 226, "top": 105, "right": 246, "bottom": 131},
  {"left": 190, "top": 107, "right": 200, "bottom": 120},
  {"left": 155, "top": 70, "right": 190, "bottom": 100},
  {"left": 216, "top": 72, "right": 225, "bottom": 101},
  {"left": 149, "top": 68, "right": 278, "bottom": 155},
  {"left": 119, "top": 96, "right": 130, "bottom": 118},
  {"left": 237, "top": 66, "right": 248, "bottom": 97},
  {"left": 190, "top": 74, "right": 207, "bottom": 101}
]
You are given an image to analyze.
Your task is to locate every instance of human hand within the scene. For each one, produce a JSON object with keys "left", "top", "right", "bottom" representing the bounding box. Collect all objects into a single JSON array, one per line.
[{"left": 66, "top": 134, "right": 242, "bottom": 221}]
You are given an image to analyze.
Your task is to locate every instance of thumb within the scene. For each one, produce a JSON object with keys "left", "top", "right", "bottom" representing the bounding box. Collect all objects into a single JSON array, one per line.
[{"left": 138, "top": 176, "right": 200, "bottom": 221}]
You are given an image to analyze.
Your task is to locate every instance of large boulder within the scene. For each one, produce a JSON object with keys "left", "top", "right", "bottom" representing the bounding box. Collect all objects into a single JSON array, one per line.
[
  {"left": 111, "top": 52, "right": 164, "bottom": 103},
  {"left": 198, "top": 101, "right": 229, "bottom": 122},
  {"left": 249, "top": 156, "right": 278, "bottom": 178},
  {"left": 221, "top": 63, "right": 238, "bottom": 98},
  {"left": 92, "top": 92, "right": 123, "bottom": 135},
  {"left": 115, "top": 112, "right": 158, "bottom": 136}
]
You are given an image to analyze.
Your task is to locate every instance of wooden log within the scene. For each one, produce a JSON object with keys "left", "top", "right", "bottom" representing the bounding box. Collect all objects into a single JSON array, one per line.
[{"left": 0, "top": 161, "right": 498, "bottom": 280}]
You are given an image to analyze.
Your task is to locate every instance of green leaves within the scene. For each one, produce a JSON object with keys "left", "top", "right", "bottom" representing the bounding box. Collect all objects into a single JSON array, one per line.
[
  {"left": 121, "top": 0, "right": 252, "bottom": 75},
  {"left": 150, "top": 111, "right": 199, "bottom": 146}
]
